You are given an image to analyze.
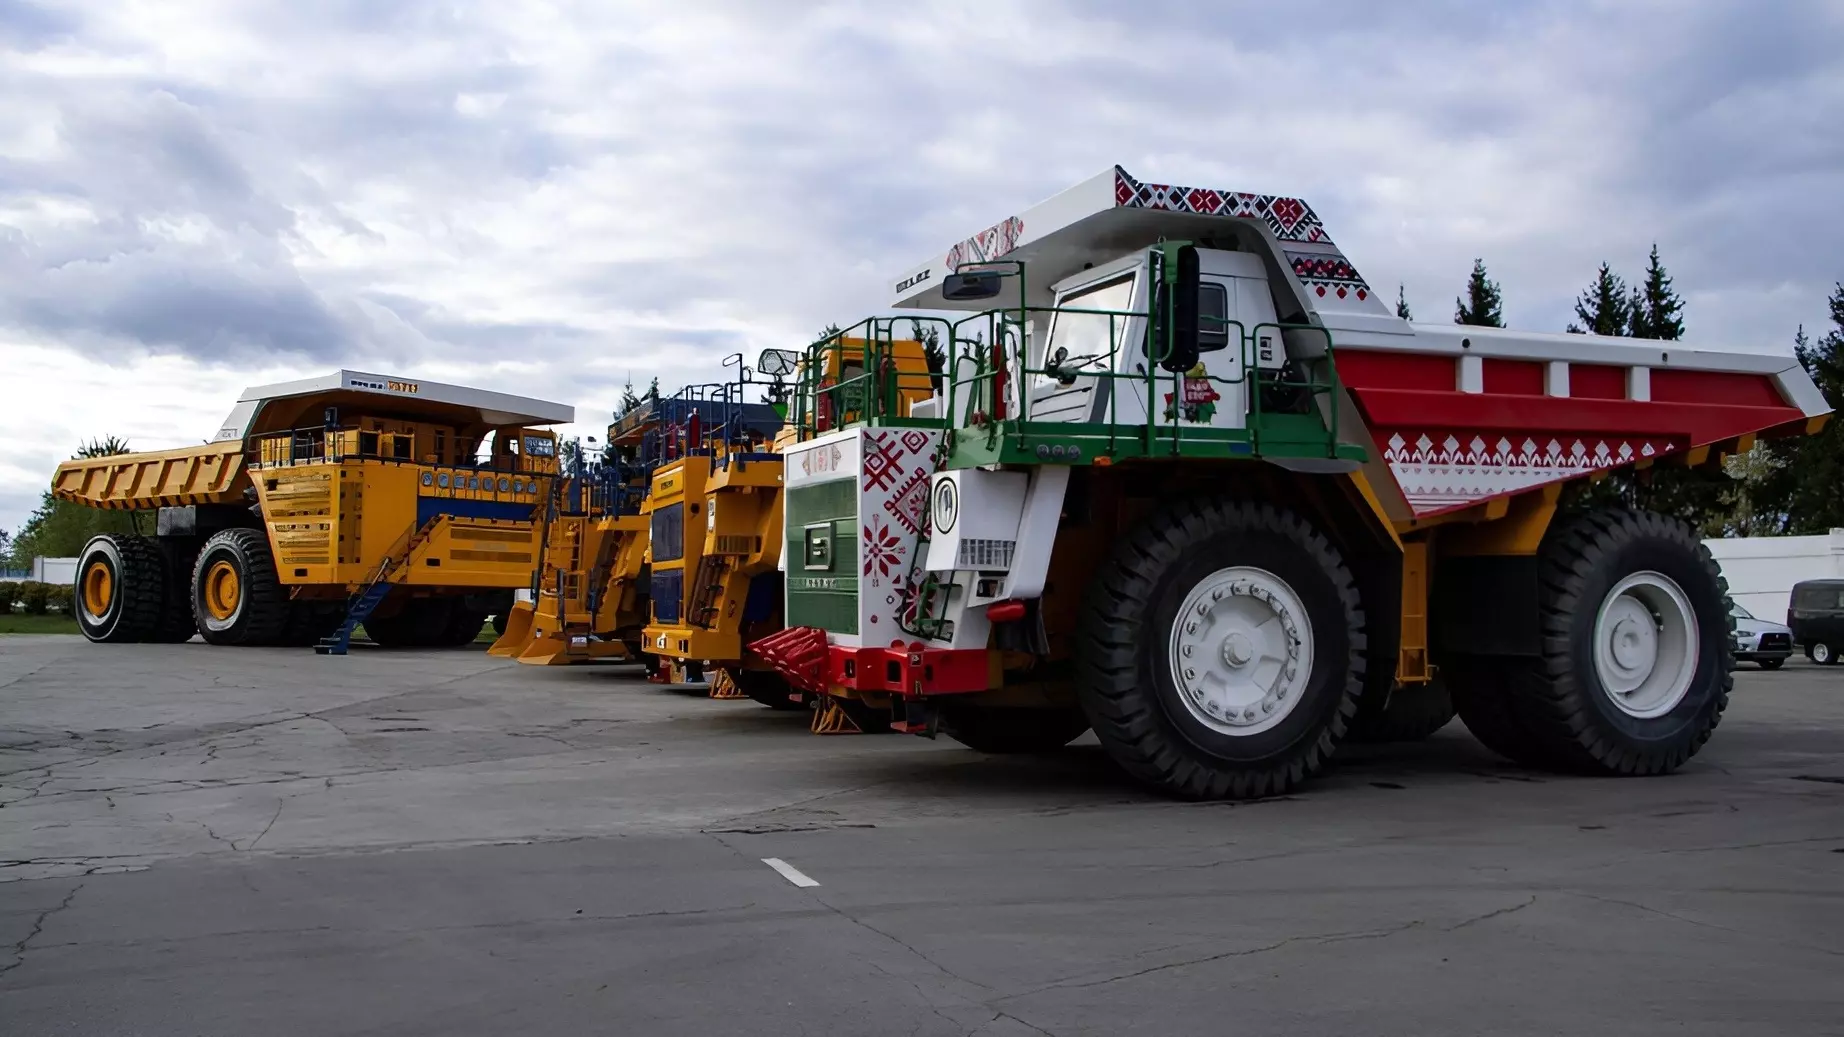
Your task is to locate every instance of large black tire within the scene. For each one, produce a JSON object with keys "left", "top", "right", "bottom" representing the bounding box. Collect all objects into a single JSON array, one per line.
[
  {"left": 1502, "top": 510, "right": 1732, "bottom": 775},
  {"left": 1810, "top": 642, "right": 1839, "bottom": 666},
  {"left": 73, "top": 534, "right": 166, "bottom": 643},
  {"left": 191, "top": 529, "right": 290, "bottom": 646},
  {"left": 279, "top": 601, "right": 345, "bottom": 647},
  {"left": 441, "top": 607, "right": 488, "bottom": 647},
  {"left": 1448, "top": 656, "right": 1552, "bottom": 768},
  {"left": 1076, "top": 499, "right": 1365, "bottom": 800},
  {"left": 731, "top": 668, "right": 805, "bottom": 711},
  {"left": 1346, "top": 679, "right": 1456, "bottom": 743},
  {"left": 150, "top": 540, "right": 200, "bottom": 643},
  {"left": 365, "top": 598, "right": 455, "bottom": 648},
  {"left": 939, "top": 704, "right": 1088, "bottom": 753}
]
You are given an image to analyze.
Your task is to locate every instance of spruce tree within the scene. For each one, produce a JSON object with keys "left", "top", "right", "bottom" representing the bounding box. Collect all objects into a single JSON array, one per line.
[
  {"left": 1453, "top": 259, "right": 1504, "bottom": 327},
  {"left": 617, "top": 378, "right": 640, "bottom": 418},
  {"left": 909, "top": 319, "right": 947, "bottom": 389},
  {"left": 1567, "top": 263, "right": 1632, "bottom": 336},
  {"left": 1395, "top": 285, "right": 1412, "bottom": 321},
  {"left": 1631, "top": 244, "right": 1685, "bottom": 341},
  {"left": 1749, "top": 295, "right": 1844, "bottom": 533}
]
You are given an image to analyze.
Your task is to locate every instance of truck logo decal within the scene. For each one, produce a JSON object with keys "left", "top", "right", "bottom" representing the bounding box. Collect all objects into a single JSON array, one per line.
[{"left": 347, "top": 377, "right": 420, "bottom": 394}]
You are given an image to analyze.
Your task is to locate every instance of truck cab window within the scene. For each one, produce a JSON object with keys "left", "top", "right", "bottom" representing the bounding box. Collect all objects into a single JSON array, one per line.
[{"left": 1198, "top": 282, "right": 1229, "bottom": 352}]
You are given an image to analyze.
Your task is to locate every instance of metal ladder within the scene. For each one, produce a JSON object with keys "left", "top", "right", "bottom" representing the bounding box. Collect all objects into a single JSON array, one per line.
[{"left": 314, "top": 520, "right": 436, "bottom": 656}]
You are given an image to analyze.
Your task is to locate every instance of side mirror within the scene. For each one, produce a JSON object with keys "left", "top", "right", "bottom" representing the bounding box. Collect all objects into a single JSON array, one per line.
[
  {"left": 756, "top": 348, "right": 799, "bottom": 378},
  {"left": 1159, "top": 244, "right": 1201, "bottom": 373},
  {"left": 943, "top": 270, "right": 1003, "bottom": 301}
]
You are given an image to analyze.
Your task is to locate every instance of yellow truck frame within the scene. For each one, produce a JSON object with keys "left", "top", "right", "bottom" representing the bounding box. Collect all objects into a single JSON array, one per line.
[
  {"left": 488, "top": 408, "right": 669, "bottom": 665},
  {"left": 54, "top": 370, "right": 572, "bottom": 650},
  {"left": 642, "top": 339, "right": 937, "bottom": 717}
]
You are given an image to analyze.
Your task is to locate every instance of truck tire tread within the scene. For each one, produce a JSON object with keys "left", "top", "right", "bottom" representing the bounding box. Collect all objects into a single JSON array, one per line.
[
  {"left": 1076, "top": 498, "right": 1364, "bottom": 800},
  {"left": 1516, "top": 509, "right": 1731, "bottom": 775}
]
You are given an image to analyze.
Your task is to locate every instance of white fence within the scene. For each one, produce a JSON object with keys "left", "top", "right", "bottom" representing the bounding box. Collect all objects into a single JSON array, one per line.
[
  {"left": 1705, "top": 531, "right": 1844, "bottom": 622},
  {"left": 28, "top": 557, "right": 79, "bottom": 585}
]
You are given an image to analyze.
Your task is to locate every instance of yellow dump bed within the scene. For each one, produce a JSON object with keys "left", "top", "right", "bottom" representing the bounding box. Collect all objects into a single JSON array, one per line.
[{"left": 52, "top": 442, "right": 249, "bottom": 511}]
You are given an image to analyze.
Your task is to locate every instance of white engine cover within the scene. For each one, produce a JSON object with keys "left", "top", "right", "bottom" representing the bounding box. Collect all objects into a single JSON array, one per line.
[{"left": 925, "top": 469, "right": 1029, "bottom": 573}]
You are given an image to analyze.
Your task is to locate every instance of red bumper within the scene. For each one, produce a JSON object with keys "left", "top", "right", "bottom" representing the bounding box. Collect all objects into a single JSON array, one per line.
[{"left": 749, "top": 627, "right": 995, "bottom": 696}]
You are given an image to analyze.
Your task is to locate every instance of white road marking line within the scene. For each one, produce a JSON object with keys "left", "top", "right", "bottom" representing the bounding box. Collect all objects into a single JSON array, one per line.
[{"left": 762, "top": 857, "right": 820, "bottom": 888}]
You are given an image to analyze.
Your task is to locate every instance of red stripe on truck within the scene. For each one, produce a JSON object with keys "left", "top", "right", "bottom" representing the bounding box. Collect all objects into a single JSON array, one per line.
[{"left": 1350, "top": 388, "right": 1801, "bottom": 445}]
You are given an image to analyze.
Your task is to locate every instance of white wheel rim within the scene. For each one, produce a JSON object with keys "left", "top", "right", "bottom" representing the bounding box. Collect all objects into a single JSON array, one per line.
[
  {"left": 1167, "top": 566, "right": 1313, "bottom": 736},
  {"left": 1817, "top": 644, "right": 1831, "bottom": 663},
  {"left": 1593, "top": 571, "right": 1698, "bottom": 719}
]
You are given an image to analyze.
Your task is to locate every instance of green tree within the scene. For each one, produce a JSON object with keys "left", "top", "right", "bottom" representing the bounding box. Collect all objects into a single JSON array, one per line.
[
  {"left": 1718, "top": 443, "right": 1788, "bottom": 537},
  {"left": 1395, "top": 284, "right": 1412, "bottom": 321},
  {"left": 909, "top": 319, "right": 947, "bottom": 388},
  {"left": 8, "top": 437, "right": 140, "bottom": 566},
  {"left": 1750, "top": 300, "right": 1844, "bottom": 533},
  {"left": 1630, "top": 244, "right": 1685, "bottom": 341},
  {"left": 616, "top": 378, "right": 640, "bottom": 418},
  {"left": 1567, "top": 263, "right": 1633, "bottom": 336},
  {"left": 1453, "top": 259, "right": 1504, "bottom": 327}
]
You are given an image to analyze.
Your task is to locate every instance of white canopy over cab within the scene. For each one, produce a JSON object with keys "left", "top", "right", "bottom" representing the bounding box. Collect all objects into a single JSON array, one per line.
[
  {"left": 213, "top": 370, "right": 575, "bottom": 443},
  {"left": 889, "top": 165, "right": 1385, "bottom": 326}
]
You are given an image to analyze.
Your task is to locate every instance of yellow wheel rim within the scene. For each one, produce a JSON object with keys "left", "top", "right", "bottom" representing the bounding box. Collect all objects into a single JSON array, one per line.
[
  {"left": 81, "top": 562, "right": 114, "bottom": 618},
  {"left": 204, "top": 560, "right": 242, "bottom": 621}
]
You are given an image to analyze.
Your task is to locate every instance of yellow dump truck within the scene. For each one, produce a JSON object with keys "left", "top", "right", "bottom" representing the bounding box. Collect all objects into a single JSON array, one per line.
[
  {"left": 642, "top": 340, "right": 938, "bottom": 719},
  {"left": 487, "top": 405, "right": 665, "bottom": 666},
  {"left": 53, "top": 370, "right": 572, "bottom": 650}
]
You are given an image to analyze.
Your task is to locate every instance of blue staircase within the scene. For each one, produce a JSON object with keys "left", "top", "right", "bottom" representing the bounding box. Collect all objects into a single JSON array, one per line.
[
  {"left": 315, "top": 521, "right": 434, "bottom": 656},
  {"left": 314, "top": 581, "right": 394, "bottom": 656}
]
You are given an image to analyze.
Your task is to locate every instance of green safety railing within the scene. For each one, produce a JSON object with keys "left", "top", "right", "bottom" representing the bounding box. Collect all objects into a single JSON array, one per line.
[{"left": 786, "top": 249, "right": 1347, "bottom": 463}]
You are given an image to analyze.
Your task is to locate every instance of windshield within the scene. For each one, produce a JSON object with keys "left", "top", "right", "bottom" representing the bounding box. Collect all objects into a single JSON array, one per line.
[
  {"left": 1730, "top": 602, "right": 1755, "bottom": 620},
  {"left": 1042, "top": 274, "right": 1137, "bottom": 373}
]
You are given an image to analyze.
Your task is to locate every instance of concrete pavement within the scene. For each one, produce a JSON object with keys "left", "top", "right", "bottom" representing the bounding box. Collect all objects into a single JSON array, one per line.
[{"left": 2, "top": 635, "right": 1841, "bottom": 1035}]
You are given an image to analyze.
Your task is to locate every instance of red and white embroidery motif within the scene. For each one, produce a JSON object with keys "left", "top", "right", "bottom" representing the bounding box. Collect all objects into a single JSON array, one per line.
[
  {"left": 863, "top": 516, "right": 904, "bottom": 580},
  {"left": 884, "top": 468, "right": 930, "bottom": 535},
  {"left": 1382, "top": 432, "right": 1678, "bottom": 516},
  {"left": 946, "top": 216, "right": 1025, "bottom": 272},
  {"left": 861, "top": 432, "right": 904, "bottom": 492},
  {"left": 799, "top": 444, "right": 843, "bottom": 477}
]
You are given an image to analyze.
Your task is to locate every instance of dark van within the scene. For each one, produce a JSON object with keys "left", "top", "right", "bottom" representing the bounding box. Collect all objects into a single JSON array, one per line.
[{"left": 1787, "top": 579, "right": 1844, "bottom": 665}]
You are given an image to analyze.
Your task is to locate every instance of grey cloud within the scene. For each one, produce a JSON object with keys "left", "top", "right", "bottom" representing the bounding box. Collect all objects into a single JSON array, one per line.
[
  {"left": 0, "top": 0, "right": 78, "bottom": 47},
  {"left": 1, "top": 0, "right": 1840, "bottom": 381}
]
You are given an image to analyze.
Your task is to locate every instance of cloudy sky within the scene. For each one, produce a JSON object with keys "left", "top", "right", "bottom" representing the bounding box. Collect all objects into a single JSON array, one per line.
[{"left": 2, "top": 0, "right": 1841, "bottom": 536}]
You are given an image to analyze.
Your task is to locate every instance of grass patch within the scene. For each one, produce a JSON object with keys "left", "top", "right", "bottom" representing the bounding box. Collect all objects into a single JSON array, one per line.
[{"left": 0, "top": 613, "right": 80, "bottom": 635}]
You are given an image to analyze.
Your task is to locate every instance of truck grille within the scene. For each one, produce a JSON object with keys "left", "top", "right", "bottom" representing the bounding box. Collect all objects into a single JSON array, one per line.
[{"left": 956, "top": 538, "right": 1016, "bottom": 569}]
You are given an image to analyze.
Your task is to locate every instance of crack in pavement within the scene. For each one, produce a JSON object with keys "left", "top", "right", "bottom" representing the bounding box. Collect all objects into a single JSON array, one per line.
[
  {"left": 1001, "top": 919, "right": 1428, "bottom": 999},
  {"left": 704, "top": 830, "right": 1000, "bottom": 1031},
  {"left": 990, "top": 895, "right": 1545, "bottom": 1003},
  {"left": 21, "top": 901, "right": 775, "bottom": 955},
  {"left": 0, "top": 664, "right": 512, "bottom": 785},
  {"left": 0, "top": 881, "right": 82, "bottom": 981},
  {"left": 1560, "top": 890, "right": 1843, "bottom": 956},
  {"left": 1445, "top": 894, "right": 1538, "bottom": 931},
  {"left": 244, "top": 798, "right": 287, "bottom": 851}
]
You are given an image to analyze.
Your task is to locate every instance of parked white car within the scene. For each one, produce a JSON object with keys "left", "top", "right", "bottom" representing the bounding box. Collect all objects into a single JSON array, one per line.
[{"left": 1732, "top": 602, "right": 1794, "bottom": 670}]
